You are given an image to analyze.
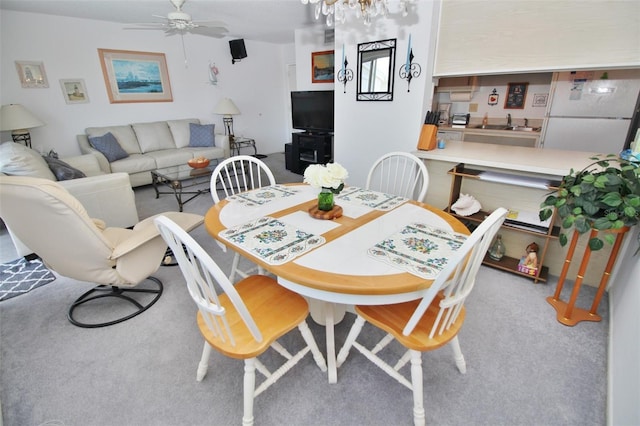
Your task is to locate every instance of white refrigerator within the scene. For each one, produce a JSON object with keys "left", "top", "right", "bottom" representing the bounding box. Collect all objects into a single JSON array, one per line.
[{"left": 541, "top": 69, "right": 640, "bottom": 152}]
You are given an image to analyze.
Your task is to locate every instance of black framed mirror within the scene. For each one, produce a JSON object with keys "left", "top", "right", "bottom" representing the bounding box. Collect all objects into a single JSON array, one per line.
[{"left": 357, "top": 39, "right": 396, "bottom": 101}]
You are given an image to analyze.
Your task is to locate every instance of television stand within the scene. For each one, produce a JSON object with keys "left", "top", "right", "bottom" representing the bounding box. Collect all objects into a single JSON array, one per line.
[{"left": 287, "top": 133, "right": 333, "bottom": 175}]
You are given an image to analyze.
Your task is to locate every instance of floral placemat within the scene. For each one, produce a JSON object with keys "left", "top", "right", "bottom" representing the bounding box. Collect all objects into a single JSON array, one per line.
[
  {"left": 368, "top": 223, "right": 468, "bottom": 279},
  {"left": 227, "top": 185, "right": 299, "bottom": 206},
  {"left": 219, "top": 216, "right": 325, "bottom": 265},
  {"left": 336, "top": 187, "right": 408, "bottom": 211}
]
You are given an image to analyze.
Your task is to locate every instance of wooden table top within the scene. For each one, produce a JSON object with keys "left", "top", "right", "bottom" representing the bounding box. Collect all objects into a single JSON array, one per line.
[{"left": 204, "top": 184, "right": 469, "bottom": 297}]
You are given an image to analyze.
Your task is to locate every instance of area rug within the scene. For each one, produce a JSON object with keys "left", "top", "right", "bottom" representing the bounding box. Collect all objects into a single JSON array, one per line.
[{"left": 0, "top": 258, "right": 56, "bottom": 301}]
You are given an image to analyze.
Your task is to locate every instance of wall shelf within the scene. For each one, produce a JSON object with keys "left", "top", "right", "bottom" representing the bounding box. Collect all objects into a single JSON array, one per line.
[{"left": 447, "top": 163, "right": 559, "bottom": 283}]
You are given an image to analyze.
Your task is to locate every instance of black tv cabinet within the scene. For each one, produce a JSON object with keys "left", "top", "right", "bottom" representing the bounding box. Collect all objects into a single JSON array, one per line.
[{"left": 288, "top": 133, "right": 333, "bottom": 175}]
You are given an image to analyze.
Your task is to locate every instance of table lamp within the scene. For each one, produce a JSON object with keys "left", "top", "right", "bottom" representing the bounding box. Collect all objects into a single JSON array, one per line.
[
  {"left": 0, "top": 104, "right": 45, "bottom": 148},
  {"left": 213, "top": 98, "right": 240, "bottom": 140}
]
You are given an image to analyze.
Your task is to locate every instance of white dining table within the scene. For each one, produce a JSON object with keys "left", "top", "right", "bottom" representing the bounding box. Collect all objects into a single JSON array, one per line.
[{"left": 205, "top": 184, "right": 469, "bottom": 383}]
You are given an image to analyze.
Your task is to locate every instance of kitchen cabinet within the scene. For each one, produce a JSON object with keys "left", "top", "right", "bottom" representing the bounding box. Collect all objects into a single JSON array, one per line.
[
  {"left": 445, "top": 163, "right": 560, "bottom": 282},
  {"left": 435, "top": 76, "right": 478, "bottom": 93},
  {"left": 436, "top": 130, "right": 463, "bottom": 141},
  {"left": 462, "top": 130, "right": 539, "bottom": 147}
]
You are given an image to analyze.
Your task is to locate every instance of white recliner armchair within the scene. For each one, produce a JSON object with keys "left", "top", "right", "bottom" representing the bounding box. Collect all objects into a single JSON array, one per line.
[
  {"left": 0, "top": 141, "right": 139, "bottom": 257},
  {"left": 0, "top": 176, "right": 203, "bottom": 327}
]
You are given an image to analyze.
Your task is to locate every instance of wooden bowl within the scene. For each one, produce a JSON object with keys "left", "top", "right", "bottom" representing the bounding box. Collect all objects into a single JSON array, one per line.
[{"left": 188, "top": 158, "right": 210, "bottom": 168}]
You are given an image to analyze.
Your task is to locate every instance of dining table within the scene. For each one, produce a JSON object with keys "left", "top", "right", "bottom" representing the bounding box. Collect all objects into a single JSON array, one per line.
[{"left": 204, "top": 183, "right": 470, "bottom": 383}]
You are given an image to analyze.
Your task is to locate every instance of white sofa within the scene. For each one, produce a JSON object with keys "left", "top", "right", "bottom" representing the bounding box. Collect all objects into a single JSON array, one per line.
[
  {"left": 77, "top": 118, "right": 230, "bottom": 187},
  {"left": 0, "top": 141, "right": 139, "bottom": 257}
]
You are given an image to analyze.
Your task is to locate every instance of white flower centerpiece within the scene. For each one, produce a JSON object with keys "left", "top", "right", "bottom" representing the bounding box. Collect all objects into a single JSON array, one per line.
[{"left": 303, "top": 162, "right": 349, "bottom": 211}]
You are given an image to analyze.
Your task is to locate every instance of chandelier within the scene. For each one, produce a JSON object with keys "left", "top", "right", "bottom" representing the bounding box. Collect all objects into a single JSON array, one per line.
[{"left": 301, "top": 0, "right": 412, "bottom": 27}]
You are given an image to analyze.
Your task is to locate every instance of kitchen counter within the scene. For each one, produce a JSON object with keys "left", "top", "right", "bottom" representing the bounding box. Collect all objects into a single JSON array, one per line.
[{"left": 414, "top": 140, "right": 601, "bottom": 177}]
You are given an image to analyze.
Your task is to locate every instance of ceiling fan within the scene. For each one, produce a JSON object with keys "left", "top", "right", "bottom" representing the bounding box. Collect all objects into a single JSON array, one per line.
[
  {"left": 126, "top": 0, "right": 228, "bottom": 65},
  {"left": 126, "top": 0, "right": 228, "bottom": 38}
]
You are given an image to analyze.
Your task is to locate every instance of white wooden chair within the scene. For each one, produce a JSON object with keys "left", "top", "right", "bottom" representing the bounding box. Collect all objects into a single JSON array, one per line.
[
  {"left": 154, "top": 215, "right": 327, "bottom": 426},
  {"left": 210, "top": 155, "right": 276, "bottom": 281},
  {"left": 336, "top": 208, "right": 508, "bottom": 426},
  {"left": 366, "top": 151, "right": 430, "bottom": 201}
]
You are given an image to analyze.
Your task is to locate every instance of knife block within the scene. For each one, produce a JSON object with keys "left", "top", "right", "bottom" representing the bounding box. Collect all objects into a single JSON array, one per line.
[{"left": 417, "top": 124, "right": 438, "bottom": 151}]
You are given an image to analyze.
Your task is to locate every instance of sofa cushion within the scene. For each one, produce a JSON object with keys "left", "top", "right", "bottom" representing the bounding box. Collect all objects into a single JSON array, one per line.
[
  {"left": 167, "top": 119, "right": 200, "bottom": 148},
  {"left": 88, "top": 132, "right": 130, "bottom": 162},
  {"left": 132, "top": 121, "right": 176, "bottom": 153},
  {"left": 0, "top": 141, "right": 56, "bottom": 180},
  {"left": 108, "top": 153, "right": 157, "bottom": 175},
  {"left": 43, "top": 156, "right": 86, "bottom": 181},
  {"left": 86, "top": 125, "right": 141, "bottom": 154},
  {"left": 189, "top": 123, "right": 216, "bottom": 147},
  {"left": 145, "top": 149, "right": 194, "bottom": 169}
]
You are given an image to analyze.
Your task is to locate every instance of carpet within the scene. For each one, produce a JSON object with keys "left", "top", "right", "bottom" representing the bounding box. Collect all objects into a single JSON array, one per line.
[{"left": 0, "top": 257, "right": 56, "bottom": 301}]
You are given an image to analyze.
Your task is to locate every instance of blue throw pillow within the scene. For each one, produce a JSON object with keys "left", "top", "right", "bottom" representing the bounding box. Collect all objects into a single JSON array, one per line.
[
  {"left": 189, "top": 123, "right": 215, "bottom": 147},
  {"left": 88, "top": 132, "right": 129, "bottom": 162}
]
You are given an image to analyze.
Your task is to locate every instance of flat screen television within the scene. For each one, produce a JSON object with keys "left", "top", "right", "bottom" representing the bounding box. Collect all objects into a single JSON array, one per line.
[{"left": 291, "top": 90, "right": 334, "bottom": 134}]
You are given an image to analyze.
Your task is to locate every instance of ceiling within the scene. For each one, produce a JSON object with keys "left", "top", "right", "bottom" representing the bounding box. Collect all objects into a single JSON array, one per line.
[{"left": 0, "top": 0, "right": 326, "bottom": 44}]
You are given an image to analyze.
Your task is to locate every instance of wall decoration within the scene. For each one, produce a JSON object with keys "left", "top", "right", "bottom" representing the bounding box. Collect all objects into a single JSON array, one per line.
[
  {"left": 398, "top": 34, "right": 421, "bottom": 92},
  {"left": 208, "top": 62, "right": 219, "bottom": 85},
  {"left": 532, "top": 93, "right": 548, "bottom": 107},
  {"left": 336, "top": 44, "right": 353, "bottom": 93},
  {"left": 15, "top": 61, "right": 49, "bottom": 88},
  {"left": 504, "top": 82, "right": 528, "bottom": 109},
  {"left": 488, "top": 88, "right": 499, "bottom": 106},
  {"left": 311, "top": 50, "right": 335, "bottom": 83},
  {"left": 59, "top": 79, "right": 89, "bottom": 104},
  {"left": 357, "top": 38, "right": 396, "bottom": 101},
  {"left": 98, "top": 49, "right": 173, "bottom": 103}
]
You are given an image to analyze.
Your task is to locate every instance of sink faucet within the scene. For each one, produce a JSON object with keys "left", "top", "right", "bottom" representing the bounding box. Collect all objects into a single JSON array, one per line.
[
  {"left": 507, "top": 114, "right": 512, "bottom": 127},
  {"left": 524, "top": 118, "right": 529, "bottom": 127}
]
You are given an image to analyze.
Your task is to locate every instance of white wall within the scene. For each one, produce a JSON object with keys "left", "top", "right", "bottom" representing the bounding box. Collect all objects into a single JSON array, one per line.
[
  {"left": 608, "top": 226, "right": 640, "bottom": 426},
  {"left": 0, "top": 10, "right": 290, "bottom": 157},
  {"left": 331, "top": 1, "right": 437, "bottom": 188}
]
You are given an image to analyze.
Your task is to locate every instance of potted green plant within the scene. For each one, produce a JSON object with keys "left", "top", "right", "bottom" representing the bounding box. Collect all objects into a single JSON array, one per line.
[{"left": 539, "top": 154, "right": 640, "bottom": 251}]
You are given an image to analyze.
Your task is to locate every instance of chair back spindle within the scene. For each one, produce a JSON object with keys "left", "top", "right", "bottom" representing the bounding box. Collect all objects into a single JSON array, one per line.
[{"left": 366, "top": 151, "right": 430, "bottom": 201}]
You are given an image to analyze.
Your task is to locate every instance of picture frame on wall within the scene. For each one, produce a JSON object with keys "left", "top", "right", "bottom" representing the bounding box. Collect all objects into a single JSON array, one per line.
[
  {"left": 504, "top": 82, "right": 528, "bottom": 109},
  {"left": 15, "top": 61, "right": 49, "bottom": 88},
  {"left": 311, "top": 50, "right": 335, "bottom": 83},
  {"left": 60, "top": 79, "right": 89, "bottom": 104},
  {"left": 97, "top": 48, "right": 173, "bottom": 103}
]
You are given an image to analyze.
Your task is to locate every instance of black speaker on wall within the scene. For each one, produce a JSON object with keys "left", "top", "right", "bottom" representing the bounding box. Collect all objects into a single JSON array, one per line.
[{"left": 229, "top": 39, "right": 247, "bottom": 64}]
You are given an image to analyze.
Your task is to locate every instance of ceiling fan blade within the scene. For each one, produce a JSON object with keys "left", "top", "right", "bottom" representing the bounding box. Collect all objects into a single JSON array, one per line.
[
  {"left": 187, "top": 26, "right": 228, "bottom": 38},
  {"left": 191, "top": 20, "right": 227, "bottom": 27},
  {"left": 124, "top": 26, "right": 168, "bottom": 31}
]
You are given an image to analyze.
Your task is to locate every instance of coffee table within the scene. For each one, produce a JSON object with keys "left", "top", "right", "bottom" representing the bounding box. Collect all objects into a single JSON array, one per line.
[{"left": 151, "top": 163, "right": 217, "bottom": 211}]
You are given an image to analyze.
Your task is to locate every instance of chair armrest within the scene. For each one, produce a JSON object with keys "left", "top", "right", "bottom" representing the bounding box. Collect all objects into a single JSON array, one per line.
[
  {"left": 62, "top": 154, "right": 104, "bottom": 177},
  {"left": 216, "top": 134, "right": 230, "bottom": 158},
  {"left": 77, "top": 134, "right": 112, "bottom": 173},
  {"left": 110, "top": 212, "right": 203, "bottom": 259},
  {"left": 60, "top": 172, "right": 139, "bottom": 228}
]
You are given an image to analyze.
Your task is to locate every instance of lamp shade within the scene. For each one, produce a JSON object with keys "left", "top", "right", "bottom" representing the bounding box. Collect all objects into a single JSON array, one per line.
[
  {"left": 0, "top": 104, "right": 45, "bottom": 132},
  {"left": 213, "top": 98, "right": 240, "bottom": 116}
]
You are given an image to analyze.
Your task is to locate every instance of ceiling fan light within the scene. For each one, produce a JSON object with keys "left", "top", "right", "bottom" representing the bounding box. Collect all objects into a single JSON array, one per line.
[{"left": 168, "top": 11, "right": 191, "bottom": 21}]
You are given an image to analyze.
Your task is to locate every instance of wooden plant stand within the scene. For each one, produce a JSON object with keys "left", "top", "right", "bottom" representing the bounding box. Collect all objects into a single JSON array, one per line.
[{"left": 547, "top": 226, "right": 630, "bottom": 326}]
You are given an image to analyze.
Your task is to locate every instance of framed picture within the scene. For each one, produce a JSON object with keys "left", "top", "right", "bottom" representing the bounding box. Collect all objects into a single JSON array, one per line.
[
  {"left": 15, "top": 61, "right": 49, "bottom": 88},
  {"left": 311, "top": 50, "right": 335, "bottom": 83},
  {"left": 504, "top": 82, "right": 528, "bottom": 109},
  {"left": 97, "top": 48, "right": 173, "bottom": 103},
  {"left": 532, "top": 93, "right": 548, "bottom": 107},
  {"left": 59, "top": 79, "right": 89, "bottom": 104}
]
